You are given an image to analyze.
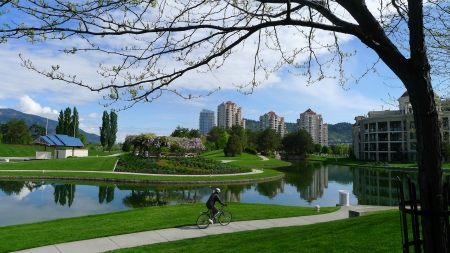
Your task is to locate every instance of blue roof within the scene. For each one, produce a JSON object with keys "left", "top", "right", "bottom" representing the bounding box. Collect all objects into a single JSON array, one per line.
[{"left": 33, "top": 134, "right": 84, "bottom": 147}]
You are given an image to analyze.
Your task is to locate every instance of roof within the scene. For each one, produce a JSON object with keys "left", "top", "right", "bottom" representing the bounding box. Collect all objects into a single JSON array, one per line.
[
  {"left": 265, "top": 111, "right": 279, "bottom": 117},
  {"left": 303, "top": 108, "right": 316, "bottom": 114},
  {"left": 33, "top": 134, "right": 84, "bottom": 148}
]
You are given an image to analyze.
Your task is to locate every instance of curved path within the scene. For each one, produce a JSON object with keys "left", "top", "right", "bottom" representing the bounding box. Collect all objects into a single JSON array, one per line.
[{"left": 12, "top": 205, "right": 397, "bottom": 253}]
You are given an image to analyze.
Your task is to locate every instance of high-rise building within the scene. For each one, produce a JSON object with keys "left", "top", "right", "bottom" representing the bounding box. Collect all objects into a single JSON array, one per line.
[
  {"left": 259, "top": 111, "right": 286, "bottom": 137},
  {"left": 217, "top": 101, "right": 246, "bottom": 129},
  {"left": 297, "top": 108, "right": 328, "bottom": 146},
  {"left": 199, "top": 109, "right": 215, "bottom": 135}
]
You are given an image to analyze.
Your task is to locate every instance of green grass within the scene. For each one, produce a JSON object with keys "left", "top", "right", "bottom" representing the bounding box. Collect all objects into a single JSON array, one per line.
[
  {"left": 0, "top": 143, "right": 47, "bottom": 157},
  {"left": 306, "top": 155, "right": 450, "bottom": 169},
  {"left": 0, "top": 168, "right": 283, "bottom": 182},
  {"left": 0, "top": 143, "right": 124, "bottom": 157},
  {"left": 201, "top": 150, "right": 291, "bottom": 167},
  {"left": 202, "top": 150, "right": 263, "bottom": 161},
  {"left": 0, "top": 203, "right": 340, "bottom": 253},
  {"left": 0, "top": 156, "right": 118, "bottom": 171},
  {"left": 107, "top": 210, "right": 401, "bottom": 253}
]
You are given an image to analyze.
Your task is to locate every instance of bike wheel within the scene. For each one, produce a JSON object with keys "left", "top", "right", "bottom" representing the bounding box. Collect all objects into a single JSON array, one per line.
[
  {"left": 218, "top": 211, "right": 232, "bottom": 226},
  {"left": 196, "top": 213, "right": 211, "bottom": 229}
]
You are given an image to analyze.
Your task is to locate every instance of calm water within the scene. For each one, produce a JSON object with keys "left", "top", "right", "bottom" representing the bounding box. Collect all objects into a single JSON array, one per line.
[{"left": 0, "top": 162, "right": 416, "bottom": 226}]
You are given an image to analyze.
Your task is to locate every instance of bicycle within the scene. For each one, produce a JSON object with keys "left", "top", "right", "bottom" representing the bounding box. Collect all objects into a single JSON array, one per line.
[{"left": 196, "top": 205, "right": 232, "bottom": 229}]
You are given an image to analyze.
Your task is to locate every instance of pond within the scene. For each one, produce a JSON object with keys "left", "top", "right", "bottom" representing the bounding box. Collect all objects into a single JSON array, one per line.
[{"left": 0, "top": 162, "right": 417, "bottom": 226}]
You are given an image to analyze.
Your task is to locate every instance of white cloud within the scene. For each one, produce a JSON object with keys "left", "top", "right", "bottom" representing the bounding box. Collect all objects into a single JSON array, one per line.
[
  {"left": 15, "top": 95, "right": 59, "bottom": 120},
  {"left": 88, "top": 113, "right": 99, "bottom": 118}
]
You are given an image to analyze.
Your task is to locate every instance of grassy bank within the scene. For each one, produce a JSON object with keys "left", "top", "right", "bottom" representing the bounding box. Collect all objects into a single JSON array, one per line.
[
  {"left": 308, "top": 155, "right": 450, "bottom": 169},
  {"left": 0, "top": 155, "right": 283, "bottom": 182},
  {"left": 0, "top": 143, "right": 123, "bottom": 157},
  {"left": 107, "top": 210, "right": 401, "bottom": 253},
  {"left": 201, "top": 150, "right": 291, "bottom": 167},
  {"left": 0, "top": 203, "right": 339, "bottom": 253}
]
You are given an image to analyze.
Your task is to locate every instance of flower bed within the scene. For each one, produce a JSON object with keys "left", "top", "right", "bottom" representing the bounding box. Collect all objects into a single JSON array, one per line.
[{"left": 115, "top": 153, "right": 252, "bottom": 175}]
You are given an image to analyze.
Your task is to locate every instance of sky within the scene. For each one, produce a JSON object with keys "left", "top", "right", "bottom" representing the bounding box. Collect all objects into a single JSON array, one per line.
[{"left": 0, "top": 2, "right": 412, "bottom": 143}]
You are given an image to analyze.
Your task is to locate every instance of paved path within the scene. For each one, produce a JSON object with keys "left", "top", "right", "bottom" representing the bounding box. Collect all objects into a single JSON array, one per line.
[{"left": 12, "top": 205, "right": 397, "bottom": 253}]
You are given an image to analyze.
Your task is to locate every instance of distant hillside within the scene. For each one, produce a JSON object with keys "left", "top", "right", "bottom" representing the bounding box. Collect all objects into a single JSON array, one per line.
[
  {"left": 244, "top": 118, "right": 352, "bottom": 143},
  {"left": 244, "top": 118, "right": 259, "bottom": 131},
  {"left": 0, "top": 108, "right": 100, "bottom": 144},
  {"left": 327, "top": 122, "right": 352, "bottom": 143}
]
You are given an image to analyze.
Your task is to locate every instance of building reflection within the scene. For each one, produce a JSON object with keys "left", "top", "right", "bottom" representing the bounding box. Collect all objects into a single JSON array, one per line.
[
  {"left": 297, "top": 166, "right": 328, "bottom": 203},
  {"left": 280, "top": 162, "right": 329, "bottom": 203},
  {"left": 352, "top": 168, "right": 419, "bottom": 206}
]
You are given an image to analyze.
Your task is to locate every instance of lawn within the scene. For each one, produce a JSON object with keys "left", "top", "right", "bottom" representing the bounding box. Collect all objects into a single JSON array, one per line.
[
  {"left": 0, "top": 156, "right": 118, "bottom": 171},
  {"left": 0, "top": 143, "right": 123, "bottom": 157},
  {"left": 201, "top": 150, "right": 291, "bottom": 167},
  {"left": 107, "top": 210, "right": 402, "bottom": 253},
  {"left": 0, "top": 203, "right": 340, "bottom": 253}
]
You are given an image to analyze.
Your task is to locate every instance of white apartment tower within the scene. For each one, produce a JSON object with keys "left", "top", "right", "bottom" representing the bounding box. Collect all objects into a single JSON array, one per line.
[
  {"left": 259, "top": 111, "right": 286, "bottom": 137},
  {"left": 199, "top": 109, "right": 215, "bottom": 135},
  {"left": 217, "top": 101, "right": 246, "bottom": 129},
  {"left": 297, "top": 108, "right": 328, "bottom": 146}
]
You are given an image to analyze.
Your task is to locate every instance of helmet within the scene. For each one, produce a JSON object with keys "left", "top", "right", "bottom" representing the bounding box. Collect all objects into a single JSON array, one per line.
[{"left": 215, "top": 188, "right": 221, "bottom": 193}]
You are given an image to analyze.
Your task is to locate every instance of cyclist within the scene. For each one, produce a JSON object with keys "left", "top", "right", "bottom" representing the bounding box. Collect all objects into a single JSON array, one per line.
[{"left": 206, "top": 188, "right": 226, "bottom": 224}]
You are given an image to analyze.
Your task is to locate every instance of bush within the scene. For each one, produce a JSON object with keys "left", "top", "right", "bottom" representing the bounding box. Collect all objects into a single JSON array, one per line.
[{"left": 244, "top": 147, "right": 258, "bottom": 155}]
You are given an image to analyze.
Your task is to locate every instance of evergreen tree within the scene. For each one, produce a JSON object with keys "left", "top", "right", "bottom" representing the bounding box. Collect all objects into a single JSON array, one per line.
[
  {"left": 99, "top": 111, "right": 110, "bottom": 151},
  {"left": 55, "top": 110, "right": 64, "bottom": 134},
  {"left": 72, "top": 107, "right": 79, "bottom": 137},
  {"left": 224, "top": 134, "right": 242, "bottom": 157},
  {"left": 63, "top": 107, "right": 72, "bottom": 135},
  {"left": 108, "top": 110, "right": 118, "bottom": 152}
]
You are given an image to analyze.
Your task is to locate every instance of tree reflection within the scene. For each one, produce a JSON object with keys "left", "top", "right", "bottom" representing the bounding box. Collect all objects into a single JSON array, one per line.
[
  {"left": 0, "top": 181, "right": 25, "bottom": 195},
  {"left": 98, "top": 186, "right": 115, "bottom": 204},
  {"left": 255, "top": 180, "right": 284, "bottom": 199},
  {"left": 53, "top": 184, "right": 75, "bottom": 207},
  {"left": 122, "top": 190, "right": 169, "bottom": 207}
]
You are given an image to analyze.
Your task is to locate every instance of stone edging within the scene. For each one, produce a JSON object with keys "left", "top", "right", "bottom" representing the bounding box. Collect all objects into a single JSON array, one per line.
[{"left": 0, "top": 174, "right": 285, "bottom": 185}]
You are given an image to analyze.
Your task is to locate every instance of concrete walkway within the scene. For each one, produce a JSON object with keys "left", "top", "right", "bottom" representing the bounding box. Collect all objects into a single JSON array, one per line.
[{"left": 12, "top": 205, "right": 397, "bottom": 253}]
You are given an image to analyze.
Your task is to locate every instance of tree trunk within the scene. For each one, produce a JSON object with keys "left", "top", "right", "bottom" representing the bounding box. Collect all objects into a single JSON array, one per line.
[{"left": 406, "top": 68, "right": 447, "bottom": 252}]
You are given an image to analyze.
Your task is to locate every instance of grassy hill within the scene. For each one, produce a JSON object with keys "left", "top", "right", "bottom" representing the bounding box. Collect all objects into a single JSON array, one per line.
[{"left": 0, "top": 108, "right": 100, "bottom": 144}]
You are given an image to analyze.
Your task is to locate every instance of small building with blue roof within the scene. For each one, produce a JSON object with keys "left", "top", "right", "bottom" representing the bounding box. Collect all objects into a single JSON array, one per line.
[{"left": 33, "top": 134, "right": 87, "bottom": 159}]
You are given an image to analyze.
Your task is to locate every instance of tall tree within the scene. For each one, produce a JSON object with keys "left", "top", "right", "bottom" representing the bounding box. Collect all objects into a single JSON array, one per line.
[
  {"left": 63, "top": 107, "right": 72, "bottom": 136},
  {"left": 3, "top": 0, "right": 450, "bottom": 250},
  {"left": 99, "top": 111, "right": 110, "bottom": 151},
  {"left": 224, "top": 134, "right": 243, "bottom": 157},
  {"left": 71, "top": 107, "right": 79, "bottom": 137},
  {"left": 5, "top": 118, "right": 30, "bottom": 144},
  {"left": 282, "top": 130, "right": 314, "bottom": 156},
  {"left": 231, "top": 125, "right": 247, "bottom": 151},
  {"left": 257, "top": 128, "right": 281, "bottom": 154},
  {"left": 108, "top": 110, "right": 118, "bottom": 152},
  {"left": 55, "top": 110, "right": 65, "bottom": 135}
]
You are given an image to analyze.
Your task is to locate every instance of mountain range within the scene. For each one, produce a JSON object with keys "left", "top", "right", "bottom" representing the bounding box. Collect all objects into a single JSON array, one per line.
[{"left": 0, "top": 108, "right": 100, "bottom": 144}]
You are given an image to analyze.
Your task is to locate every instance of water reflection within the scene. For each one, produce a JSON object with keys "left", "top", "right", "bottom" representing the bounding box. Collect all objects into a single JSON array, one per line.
[
  {"left": 0, "top": 163, "right": 421, "bottom": 226},
  {"left": 352, "top": 167, "right": 419, "bottom": 206}
]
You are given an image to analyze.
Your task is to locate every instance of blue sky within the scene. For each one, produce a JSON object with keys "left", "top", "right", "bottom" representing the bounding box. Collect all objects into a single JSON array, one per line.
[{"left": 0, "top": 5, "right": 411, "bottom": 143}]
